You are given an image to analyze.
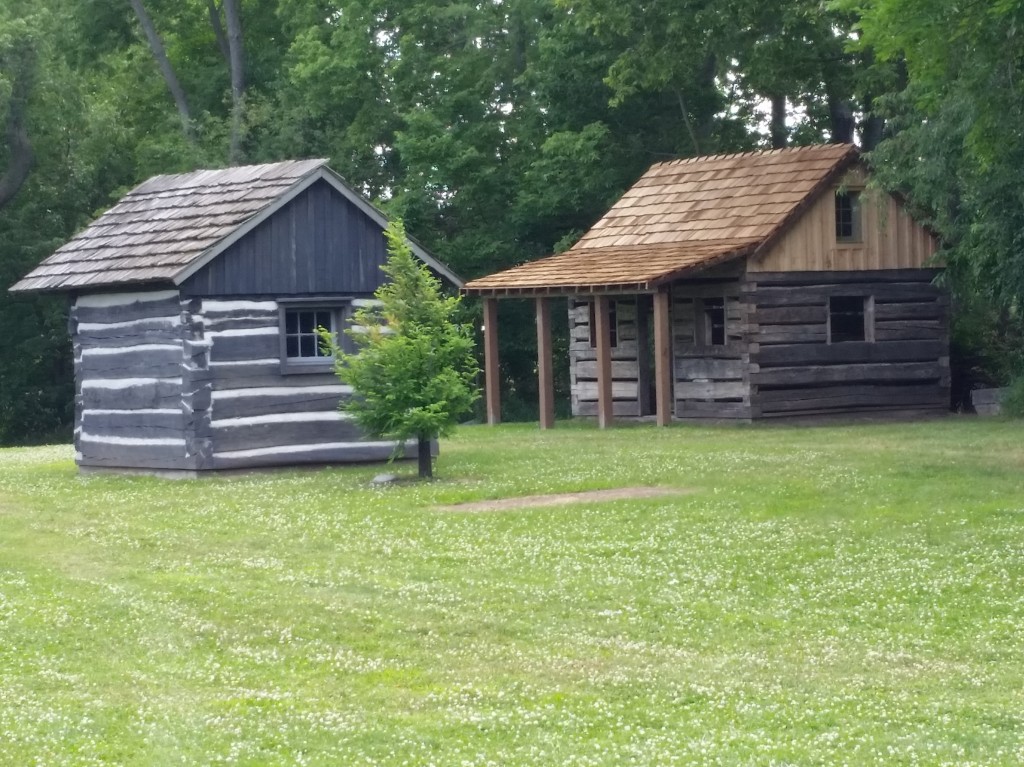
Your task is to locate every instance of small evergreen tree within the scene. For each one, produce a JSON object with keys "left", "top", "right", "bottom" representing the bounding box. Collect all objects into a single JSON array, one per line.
[{"left": 325, "top": 220, "right": 479, "bottom": 478}]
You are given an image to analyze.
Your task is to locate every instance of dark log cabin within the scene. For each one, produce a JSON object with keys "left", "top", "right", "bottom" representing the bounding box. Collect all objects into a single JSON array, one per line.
[
  {"left": 464, "top": 144, "right": 947, "bottom": 425},
  {"left": 11, "top": 159, "right": 461, "bottom": 473}
]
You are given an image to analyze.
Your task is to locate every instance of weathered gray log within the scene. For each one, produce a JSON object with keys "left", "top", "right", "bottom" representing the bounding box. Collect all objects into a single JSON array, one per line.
[
  {"left": 74, "top": 297, "right": 181, "bottom": 324},
  {"left": 211, "top": 390, "right": 344, "bottom": 420},
  {"left": 753, "top": 361, "right": 943, "bottom": 387},
  {"left": 210, "top": 441, "right": 413, "bottom": 470},
  {"left": 212, "top": 418, "right": 364, "bottom": 452},
  {"left": 81, "top": 379, "right": 182, "bottom": 410},
  {"left": 756, "top": 339, "right": 944, "bottom": 367},
  {"left": 208, "top": 333, "right": 279, "bottom": 362}
]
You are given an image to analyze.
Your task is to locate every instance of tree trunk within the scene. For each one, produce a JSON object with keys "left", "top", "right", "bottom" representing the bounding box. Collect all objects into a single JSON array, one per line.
[
  {"left": 128, "top": 0, "right": 194, "bottom": 143},
  {"left": 827, "top": 94, "right": 856, "bottom": 144},
  {"left": 769, "top": 93, "right": 788, "bottom": 149},
  {"left": 222, "top": 0, "right": 246, "bottom": 163},
  {"left": 206, "top": 0, "right": 231, "bottom": 65},
  {"left": 417, "top": 434, "right": 433, "bottom": 479},
  {"left": 0, "top": 42, "right": 35, "bottom": 211}
]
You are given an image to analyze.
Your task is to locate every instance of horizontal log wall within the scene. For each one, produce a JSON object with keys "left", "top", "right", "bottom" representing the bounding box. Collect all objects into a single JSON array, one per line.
[
  {"left": 202, "top": 299, "right": 412, "bottom": 469},
  {"left": 72, "top": 290, "right": 196, "bottom": 471},
  {"left": 671, "top": 280, "right": 751, "bottom": 420},
  {"left": 569, "top": 298, "right": 642, "bottom": 417},
  {"left": 746, "top": 270, "right": 949, "bottom": 418}
]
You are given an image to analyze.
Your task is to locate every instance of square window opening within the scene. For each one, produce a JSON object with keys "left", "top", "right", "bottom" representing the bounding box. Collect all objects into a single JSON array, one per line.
[
  {"left": 829, "top": 296, "right": 868, "bottom": 343},
  {"left": 284, "top": 308, "right": 335, "bottom": 360},
  {"left": 835, "top": 191, "right": 862, "bottom": 242},
  {"left": 693, "top": 297, "right": 727, "bottom": 346}
]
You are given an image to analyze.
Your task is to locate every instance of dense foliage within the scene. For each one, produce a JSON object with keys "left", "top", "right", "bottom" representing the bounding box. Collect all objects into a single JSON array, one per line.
[
  {"left": 1, "top": 0, "right": 1020, "bottom": 442},
  {"left": 326, "top": 220, "right": 478, "bottom": 478}
]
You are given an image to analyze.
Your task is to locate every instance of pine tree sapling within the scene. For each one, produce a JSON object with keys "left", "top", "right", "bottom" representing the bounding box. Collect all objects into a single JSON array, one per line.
[{"left": 323, "top": 220, "right": 478, "bottom": 478}]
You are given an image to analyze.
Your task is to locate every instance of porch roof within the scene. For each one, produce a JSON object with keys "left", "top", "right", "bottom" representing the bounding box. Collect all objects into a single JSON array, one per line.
[
  {"left": 462, "top": 240, "right": 758, "bottom": 296},
  {"left": 464, "top": 143, "right": 858, "bottom": 297}
]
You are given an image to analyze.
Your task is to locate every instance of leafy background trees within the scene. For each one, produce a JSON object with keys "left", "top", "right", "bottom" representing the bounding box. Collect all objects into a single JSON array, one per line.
[{"left": 1, "top": 0, "right": 1021, "bottom": 443}]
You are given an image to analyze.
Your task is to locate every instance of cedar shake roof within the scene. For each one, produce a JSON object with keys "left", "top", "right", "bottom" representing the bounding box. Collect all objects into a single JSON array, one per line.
[
  {"left": 12, "top": 159, "right": 462, "bottom": 292},
  {"left": 464, "top": 143, "right": 859, "bottom": 295}
]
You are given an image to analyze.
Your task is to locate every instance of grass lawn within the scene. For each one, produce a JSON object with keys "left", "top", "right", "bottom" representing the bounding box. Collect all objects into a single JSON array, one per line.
[{"left": 1, "top": 419, "right": 1022, "bottom": 766}]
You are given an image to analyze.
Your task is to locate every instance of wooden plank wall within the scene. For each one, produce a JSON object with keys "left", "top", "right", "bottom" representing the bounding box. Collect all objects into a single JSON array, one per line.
[
  {"left": 202, "top": 298, "right": 415, "bottom": 470},
  {"left": 72, "top": 290, "right": 197, "bottom": 471},
  {"left": 671, "top": 280, "right": 752, "bottom": 420},
  {"left": 180, "top": 180, "right": 390, "bottom": 298},
  {"left": 746, "top": 270, "right": 950, "bottom": 418},
  {"left": 568, "top": 298, "right": 642, "bottom": 417},
  {"left": 750, "top": 174, "right": 939, "bottom": 273}
]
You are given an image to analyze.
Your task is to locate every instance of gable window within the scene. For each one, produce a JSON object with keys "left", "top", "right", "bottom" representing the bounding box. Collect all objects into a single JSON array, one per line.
[
  {"left": 589, "top": 300, "right": 618, "bottom": 348},
  {"left": 829, "top": 295, "right": 873, "bottom": 343},
  {"left": 279, "top": 299, "right": 352, "bottom": 373},
  {"left": 835, "top": 191, "right": 862, "bottom": 242},
  {"left": 694, "top": 297, "right": 727, "bottom": 346}
]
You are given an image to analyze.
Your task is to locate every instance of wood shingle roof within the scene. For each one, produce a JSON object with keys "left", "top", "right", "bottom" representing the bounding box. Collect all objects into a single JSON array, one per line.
[
  {"left": 464, "top": 143, "right": 859, "bottom": 295},
  {"left": 12, "top": 159, "right": 463, "bottom": 292}
]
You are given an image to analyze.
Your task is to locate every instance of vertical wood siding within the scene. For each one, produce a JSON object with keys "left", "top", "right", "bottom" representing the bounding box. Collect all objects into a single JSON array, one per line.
[
  {"left": 180, "top": 180, "right": 390, "bottom": 298},
  {"left": 750, "top": 176, "right": 939, "bottom": 273}
]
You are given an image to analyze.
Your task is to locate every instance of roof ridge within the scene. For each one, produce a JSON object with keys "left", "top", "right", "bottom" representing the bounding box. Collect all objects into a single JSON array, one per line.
[
  {"left": 136, "top": 158, "right": 329, "bottom": 188},
  {"left": 651, "top": 142, "right": 856, "bottom": 170}
]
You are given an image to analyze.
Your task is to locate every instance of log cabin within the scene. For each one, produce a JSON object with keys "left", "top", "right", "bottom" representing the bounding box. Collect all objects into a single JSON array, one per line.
[
  {"left": 464, "top": 144, "right": 948, "bottom": 426},
  {"left": 11, "top": 159, "right": 462, "bottom": 473}
]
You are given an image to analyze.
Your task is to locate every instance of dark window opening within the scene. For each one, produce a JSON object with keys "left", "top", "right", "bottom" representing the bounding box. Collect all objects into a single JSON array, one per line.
[
  {"left": 589, "top": 300, "right": 618, "bottom": 348},
  {"left": 284, "top": 308, "right": 335, "bottom": 359},
  {"left": 703, "top": 297, "right": 726, "bottom": 346},
  {"left": 835, "top": 191, "right": 862, "bottom": 242},
  {"left": 829, "top": 296, "right": 866, "bottom": 343}
]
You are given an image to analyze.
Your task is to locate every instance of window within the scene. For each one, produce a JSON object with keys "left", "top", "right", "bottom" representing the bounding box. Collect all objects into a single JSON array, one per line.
[
  {"left": 829, "top": 296, "right": 870, "bottom": 343},
  {"left": 278, "top": 299, "right": 352, "bottom": 373},
  {"left": 284, "top": 308, "right": 334, "bottom": 360},
  {"left": 835, "top": 191, "right": 862, "bottom": 242},
  {"left": 589, "top": 300, "right": 618, "bottom": 348},
  {"left": 694, "top": 297, "right": 726, "bottom": 346}
]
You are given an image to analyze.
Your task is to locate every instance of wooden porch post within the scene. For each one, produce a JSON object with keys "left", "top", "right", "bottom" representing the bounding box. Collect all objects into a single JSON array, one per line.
[
  {"left": 594, "top": 295, "right": 614, "bottom": 428},
  {"left": 654, "top": 288, "right": 672, "bottom": 426},
  {"left": 483, "top": 297, "right": 501, "bottom": 425},
  {"left": 535, "top": 297, "right": 555, "bottom": 429}
]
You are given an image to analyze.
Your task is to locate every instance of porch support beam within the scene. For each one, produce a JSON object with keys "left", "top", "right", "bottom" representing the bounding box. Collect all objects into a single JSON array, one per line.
[
  {"left": 594, "top": 295, "right": 614, "bottom": 428},
  {"left": 483, "top": 297, "right": 501, "bottom": 425},
  {"left": 535, "top": 297, "right": 555, "bottom": 429},
  {"left": 654, "top": 288, "right": 673, "bottom": 426}
]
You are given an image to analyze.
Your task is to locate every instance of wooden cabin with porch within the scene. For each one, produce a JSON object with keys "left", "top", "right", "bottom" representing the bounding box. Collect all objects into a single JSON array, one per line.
[
  {"left": 11, "top": 159, "right": 461, "bottom": 474},
  {"left": 464, "top": 143, "right": 948, "bottom": 426}
]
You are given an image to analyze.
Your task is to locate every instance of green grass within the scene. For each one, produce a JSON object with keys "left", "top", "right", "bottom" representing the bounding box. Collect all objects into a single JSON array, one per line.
[{"left": 1, "top": 419, "right": 1023, "bottom": 766}]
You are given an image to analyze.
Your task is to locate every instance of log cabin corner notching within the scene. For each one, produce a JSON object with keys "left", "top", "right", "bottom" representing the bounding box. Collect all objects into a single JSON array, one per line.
[
  {"left": 10, "top": 159, "right": 462, "bottom": 473},
  {"left": 464, "top": 144, "right": 948, "bottom": 426}
]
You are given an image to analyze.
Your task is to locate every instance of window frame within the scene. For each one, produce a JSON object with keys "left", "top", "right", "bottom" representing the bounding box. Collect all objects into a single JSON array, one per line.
[
  {"left": 278, "top": 297, "right": 353, "bottom": 375},
  {"left": 834, "top": 190, "right": 863, "bottom": 244},
  {"left": 694, "top": 296, "right": 727, "bottom": 347},
  {"left": 827, "top": 295, "right": 874, "bottom": 344}
]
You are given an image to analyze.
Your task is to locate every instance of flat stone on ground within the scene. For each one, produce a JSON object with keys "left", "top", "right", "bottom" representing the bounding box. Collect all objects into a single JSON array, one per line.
[{"left": 437, "top": 486, "right": 692, "bottom": 512}]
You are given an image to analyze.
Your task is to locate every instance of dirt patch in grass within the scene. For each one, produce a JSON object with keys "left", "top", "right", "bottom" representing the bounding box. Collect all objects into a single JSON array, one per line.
[{"left": 437, "top": 486, "right": 692, "bottom": 512}]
